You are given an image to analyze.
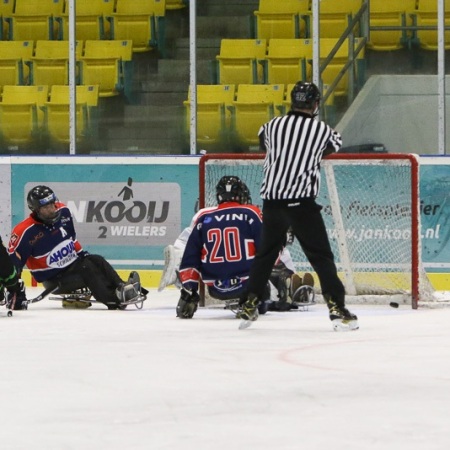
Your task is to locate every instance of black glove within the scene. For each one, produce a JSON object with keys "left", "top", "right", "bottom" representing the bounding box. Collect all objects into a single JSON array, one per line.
[
  {"left": 6, "top": 279, "right": 28, "bottom": 310},
  {"left": 176, "top": 288, "right": 200, "bottom": 319}
]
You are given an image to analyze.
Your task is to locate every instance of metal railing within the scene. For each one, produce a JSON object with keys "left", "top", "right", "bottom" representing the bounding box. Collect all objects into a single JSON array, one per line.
[{"left": 319, "top": 0, "right": 368, "bottom": 106}]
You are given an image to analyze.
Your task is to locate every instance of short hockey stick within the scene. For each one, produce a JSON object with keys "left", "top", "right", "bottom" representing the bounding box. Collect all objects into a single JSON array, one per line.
[{"left": 28, "top": 286, "right": 59, "bottom": 305}]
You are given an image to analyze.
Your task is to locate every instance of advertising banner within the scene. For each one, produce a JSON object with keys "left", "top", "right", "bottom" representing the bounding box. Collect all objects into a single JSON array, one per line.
[
  {"left": 11, "top": 156, "right": 199, "bottom": 269},
  {"left": 420, "top": 158, "right": 450, "bottom": 271},
  {"left": 5, "top": 155, "right": 450, "bottom": 279}
]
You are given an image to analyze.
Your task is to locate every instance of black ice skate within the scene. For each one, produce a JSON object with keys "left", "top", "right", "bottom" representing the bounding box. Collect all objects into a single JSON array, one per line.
[
  {"left": 238, "top": 295, "right": 259, "bottom": 329},
  {"left": 324, "top": 295, "right": 359, "bottom": 331}
]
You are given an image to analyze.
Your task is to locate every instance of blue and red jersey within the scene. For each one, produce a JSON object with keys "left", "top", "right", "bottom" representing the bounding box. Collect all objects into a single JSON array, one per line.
[
  {"left": 8, "top": 202, "right": 85, "bottom": 282},
  {"left": 179, "top": 202, "right": 263, "bottom": 296}
]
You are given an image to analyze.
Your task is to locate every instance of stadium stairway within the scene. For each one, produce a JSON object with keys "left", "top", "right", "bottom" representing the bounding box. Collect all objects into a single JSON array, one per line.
[{"left": 98, "top": 0, "right": 259, "bottom": 155}]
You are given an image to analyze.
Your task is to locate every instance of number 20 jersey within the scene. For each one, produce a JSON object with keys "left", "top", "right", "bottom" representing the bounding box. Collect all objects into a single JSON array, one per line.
[{"left": 179, "top": 202, "right": 263, "bottom": 292}]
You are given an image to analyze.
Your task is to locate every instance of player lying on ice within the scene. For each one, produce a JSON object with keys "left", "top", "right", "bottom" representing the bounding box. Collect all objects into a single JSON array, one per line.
[
  {"left": 0, "top": 235, "right": 27, "bottom": 314},
  {"left": 158, "top": 175, "right": 315, "bottom": 319},
  {"left": 7, "top": 185, "right": 147, "bottom": 310}
]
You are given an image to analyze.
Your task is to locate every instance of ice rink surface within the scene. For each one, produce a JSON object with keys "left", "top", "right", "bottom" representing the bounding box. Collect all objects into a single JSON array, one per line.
[{"left": 2, "top": 287, "right": 450, "bottom": 450}]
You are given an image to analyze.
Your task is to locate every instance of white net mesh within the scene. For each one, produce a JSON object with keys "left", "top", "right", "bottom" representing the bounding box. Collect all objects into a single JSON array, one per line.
[{"left": 200, "top": 154, "right": 435, "bottom": 307}]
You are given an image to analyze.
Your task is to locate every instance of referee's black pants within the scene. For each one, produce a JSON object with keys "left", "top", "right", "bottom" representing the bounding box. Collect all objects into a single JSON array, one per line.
[{"left": 246, "top": 198, "right": 346, "bottom": 307}]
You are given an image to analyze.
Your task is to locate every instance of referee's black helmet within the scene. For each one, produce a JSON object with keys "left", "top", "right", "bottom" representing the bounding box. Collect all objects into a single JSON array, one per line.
[{"left": 291, "top": 81, "right": 321, "bottom": 111}]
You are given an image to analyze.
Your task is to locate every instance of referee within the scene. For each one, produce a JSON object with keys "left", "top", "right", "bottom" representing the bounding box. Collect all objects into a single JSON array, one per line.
[{"left": 239, "top": 81, "right": 358, "bottom": 332}]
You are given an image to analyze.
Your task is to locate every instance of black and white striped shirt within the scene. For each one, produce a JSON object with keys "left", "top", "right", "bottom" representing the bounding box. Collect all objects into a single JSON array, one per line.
[{"left": 258, "top": 111, "right": 342, "bottom": 200}]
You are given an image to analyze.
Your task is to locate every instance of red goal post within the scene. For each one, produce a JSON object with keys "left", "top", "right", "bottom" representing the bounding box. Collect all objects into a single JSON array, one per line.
[{"left": 199, "top": 153, "right": 433, "bottom": 309}]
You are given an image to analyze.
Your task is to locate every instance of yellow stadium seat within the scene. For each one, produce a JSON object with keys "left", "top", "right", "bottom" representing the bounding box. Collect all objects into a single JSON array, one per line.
[
  {"left": 254, "top": 0, "right": 310, "bottom": 39},
  {"left": 1, "top": 84, "right": 49, "bottom": 127},
  {"left": 166, "top": 0, "right": 187, "bottom": 10},
  {"left": 368, "top": 0, "right": 416, "bottom": 51},
  {"left": 369, "top": 0, "right": 416, "bottom": 15},
  {"left": 263, "top": 38, "right": 311, "bottom": 85},
  {"left": 416, "top": 0, "right": 450, "bottom": 10},
  {"left": 30, "top": 40, "right": 82, "bottom": 87},
  {"left": 413, "top": 0, "right": 450, "bottom": 50},
  {"left": 183, "top": 84, "right": 236, "bottom": 147},
  {"left": 216, "top": 39, "right": 267, "bottom": 85},
  {"left": 0, "top": 0, "right": 14, "bottom": 38},
  {"left": 0, "top": 40, "right": 33, "bottom": 86},
  {"left": 314, "top": 0, "right": 362, "bottom": 38},
  {"left": 107, "top": 0, "right": 166, "bottom": 53},
  {"left": 80, "top": 40, "right": 133, "bottom": 98},
  {"left": 42, "top": 84, "right": 99, "bottom": 145},
  {"left": 0, "top": 85, "right": 49, "bottom": 147},
  {"left": 14, "top": 0, "right": 64, "bottom": 14},
  {"left": 230, "top": 84, "right": 284, "bottom": 147},
  {"left": 0, "top": 0, "right": 14, "bottom": 14},
  {"left": 115, "top": 0, "right": 166, "bottom": 16},
  {"left": 6, "top": 0, "right": 64, "bottom": 40},
  {"left": 60, "top": 0, "right": 115, "bottom": 40}
]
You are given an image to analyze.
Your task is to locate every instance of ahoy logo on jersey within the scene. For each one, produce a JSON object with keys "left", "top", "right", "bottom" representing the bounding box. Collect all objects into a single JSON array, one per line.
[{"left": 47, "top": 239, "right": 78, "bottom": 268}]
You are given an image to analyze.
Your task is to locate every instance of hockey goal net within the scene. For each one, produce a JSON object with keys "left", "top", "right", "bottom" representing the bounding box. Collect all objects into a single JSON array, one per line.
[{"left": 199, "top": 153, "right": 434, "bottom": 309}]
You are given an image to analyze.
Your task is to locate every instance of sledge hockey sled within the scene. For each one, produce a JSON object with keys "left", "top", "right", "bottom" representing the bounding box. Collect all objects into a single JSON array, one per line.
[
  {"left": 219, "top": 283, "right": 316, "bottom": 317},
  {"left": 29, "top": 272, "right": 148, "bottom": 310}
]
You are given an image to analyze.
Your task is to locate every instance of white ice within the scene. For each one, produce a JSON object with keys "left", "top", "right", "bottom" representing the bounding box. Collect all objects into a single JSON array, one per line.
[{"left": 2, "top": 288, "right": 450, "bottom": 450}]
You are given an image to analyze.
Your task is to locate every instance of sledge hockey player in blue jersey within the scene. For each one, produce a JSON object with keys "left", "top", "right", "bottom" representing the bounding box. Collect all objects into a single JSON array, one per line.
[
  {"left": 0, "top": 235, "right": 27, "bottom": 313},
  {"left": 175, "top": 176, "right": 315, "bottom": 319},
  {"left": 8, "top": 185, "right": 147, "bottom": 310}
]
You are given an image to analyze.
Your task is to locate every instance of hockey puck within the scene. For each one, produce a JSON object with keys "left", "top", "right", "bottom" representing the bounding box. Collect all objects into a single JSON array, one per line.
[{"left": 389, "top": 302, "right": 399, "bottom": 308}]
